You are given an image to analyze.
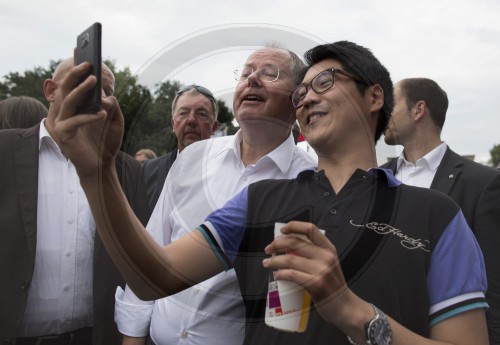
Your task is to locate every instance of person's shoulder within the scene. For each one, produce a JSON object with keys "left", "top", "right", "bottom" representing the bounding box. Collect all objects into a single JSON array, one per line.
[
  {"left": 445, "top": 148, "right": 500, "bottom": 181},
  {"left": 459, "top": 155, "right": 499, "bottom": 176},
  {"left": 116, "top": 151, "right": 142, "bottom": 171},
  {"left": 400, "top": 181, "right": 461, "bottom": 211},
  {"left": 0, "top": 125, "right": 38, "bottom": 139},
  {"left": 0, "top": 126, "right": 39, "bottom": 154},
  {"left": 144, "top": 152, "right": 168, "bottom": 165}
]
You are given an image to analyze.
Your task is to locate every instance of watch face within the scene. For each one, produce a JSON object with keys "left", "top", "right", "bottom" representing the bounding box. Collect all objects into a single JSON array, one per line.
[{"left": 370, "top": 319, "right": 392, "bottom": 345}]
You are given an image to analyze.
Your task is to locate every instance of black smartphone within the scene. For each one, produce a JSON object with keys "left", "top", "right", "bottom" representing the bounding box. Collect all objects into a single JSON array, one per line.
[{"left": 75, "top": 22, "right": 102, "bottom": 113}]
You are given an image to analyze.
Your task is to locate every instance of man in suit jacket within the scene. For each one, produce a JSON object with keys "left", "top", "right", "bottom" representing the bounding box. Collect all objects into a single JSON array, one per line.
[
  {"left": 0, "top": 58, "right": 150, "bottom": 345},
  {"left": 142, "top": 85, "right": 218, "bottom": 209},
  {"left": 382, "top": 77, "right": 500, "bottom": 344}
]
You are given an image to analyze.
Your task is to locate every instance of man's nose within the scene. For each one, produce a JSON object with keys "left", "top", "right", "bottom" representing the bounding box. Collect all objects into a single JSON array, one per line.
[
  {"left": 246, "top": 70, "right": 262, "bottom": 87},
  {"left": 186, "top": 111, "right": 197, "bottom": 124}
]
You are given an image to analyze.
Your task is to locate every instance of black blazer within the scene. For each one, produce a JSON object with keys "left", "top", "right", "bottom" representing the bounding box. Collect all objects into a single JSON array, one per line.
[
  {"left": 142, "top": 150, "right": 178, "bottom": 210},
  {"left": 0, "top": 125, "right": 151, "bottom": 345},
  {"left": 383, "top": 147, "right": 500, "bottom": 344}
]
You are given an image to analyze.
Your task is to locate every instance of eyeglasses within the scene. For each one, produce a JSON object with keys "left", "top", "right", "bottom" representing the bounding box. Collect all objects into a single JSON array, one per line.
[
  {"left": 290, "top": 68, "right": 364, "bottom": 109},
  {"left": 233, "top": 64, "right": 280, "bottom": 83},
  {"left": 177, "top": 85, "right": 216, "bottom": 101}
]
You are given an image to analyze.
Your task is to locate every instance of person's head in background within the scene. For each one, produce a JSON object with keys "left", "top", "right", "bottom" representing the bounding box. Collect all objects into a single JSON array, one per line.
[
  {"left": 384, "top": 78, "right": 448, "bottom": 149},
  {"left": 134, "top": 148, "right": 157, "bottom": 164},
  {"left": 0, "top": 96, "right": 48, "bottom": 129},
  {"left": 171, "top": 85, "right": 219, "bottom": 152},
  {"left": 43, "top": 58, "right": 114, "bottom": 134}
]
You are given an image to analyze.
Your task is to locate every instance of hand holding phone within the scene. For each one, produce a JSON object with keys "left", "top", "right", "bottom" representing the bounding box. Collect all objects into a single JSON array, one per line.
[{"left": 75, "top": 22, "right": 102, "bottom": 113}]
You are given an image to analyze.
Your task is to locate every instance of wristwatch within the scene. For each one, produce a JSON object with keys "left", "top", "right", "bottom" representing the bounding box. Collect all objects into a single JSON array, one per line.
[{"left": 347, "top": 304, "right": 392, "bottom": 345}]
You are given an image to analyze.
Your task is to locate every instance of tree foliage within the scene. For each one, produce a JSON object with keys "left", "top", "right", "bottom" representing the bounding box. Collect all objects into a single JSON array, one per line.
[
  {"left": 489, "top": 144, "right": 500, "bottom": 168},
  {"left": 0, "top": 60, "right": 234, "bottom": 156},
  {"left": 0, "top": 60, "right": 59, "bottom": 106}
]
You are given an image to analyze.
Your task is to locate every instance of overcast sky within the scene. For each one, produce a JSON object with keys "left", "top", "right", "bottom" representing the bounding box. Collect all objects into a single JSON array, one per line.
[{"left": 1, "top": 0, "right": 499, "bottom": 164}]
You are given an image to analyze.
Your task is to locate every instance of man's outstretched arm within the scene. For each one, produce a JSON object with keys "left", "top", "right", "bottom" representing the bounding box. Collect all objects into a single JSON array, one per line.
[{"left": 53, "top": 62, "right": 224, "bottom": 300}]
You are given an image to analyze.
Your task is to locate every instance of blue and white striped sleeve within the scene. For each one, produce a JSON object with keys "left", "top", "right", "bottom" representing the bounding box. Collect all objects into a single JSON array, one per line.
[
  {"left": 427, "top": 210, "right": 488, "bottom": 326},
  {"left": 196, "top": 186, "right": 249, "bottom": 270}
]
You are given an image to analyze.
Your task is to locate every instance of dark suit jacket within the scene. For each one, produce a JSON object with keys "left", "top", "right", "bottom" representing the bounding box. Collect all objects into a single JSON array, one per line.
[
  {"left": 142, "top": 150, "right": 178, "bottom": 210},
  {"left": 0, "top": 125, "right": 151, "bottom": 345},
  {"left": 383, "top": 147, "right": 500, "bottom": 344}
]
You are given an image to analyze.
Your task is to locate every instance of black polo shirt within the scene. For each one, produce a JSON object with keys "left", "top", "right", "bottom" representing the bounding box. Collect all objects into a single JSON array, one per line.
[{"left": 200, "top": 169, "right": 487, "bottom": 345}]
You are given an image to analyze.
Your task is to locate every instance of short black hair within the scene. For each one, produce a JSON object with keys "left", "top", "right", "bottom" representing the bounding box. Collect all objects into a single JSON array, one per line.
[{"left": 303, "top": 41, "right": 393, "bottom": 142}]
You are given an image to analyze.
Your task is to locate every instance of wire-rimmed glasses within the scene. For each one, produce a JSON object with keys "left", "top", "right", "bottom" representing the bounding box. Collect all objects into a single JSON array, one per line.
[{"left": 233, "top": 64, "right": 280, "bottom": 83}]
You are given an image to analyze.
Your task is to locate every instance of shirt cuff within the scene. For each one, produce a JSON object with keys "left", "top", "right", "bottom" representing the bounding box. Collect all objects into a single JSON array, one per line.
[{"left": 114, "top": 286, "right": 154, "bottom": 337}]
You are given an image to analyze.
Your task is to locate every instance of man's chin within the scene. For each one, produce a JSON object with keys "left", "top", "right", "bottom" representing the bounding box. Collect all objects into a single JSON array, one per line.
[{"left": 183, "top": 138, "right": 201, "bottom": 148}]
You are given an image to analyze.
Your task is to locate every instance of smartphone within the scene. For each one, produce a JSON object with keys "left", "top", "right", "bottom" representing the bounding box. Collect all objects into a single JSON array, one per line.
[{"left": 75, "top": 22, "right": 102, "bottom": 113}]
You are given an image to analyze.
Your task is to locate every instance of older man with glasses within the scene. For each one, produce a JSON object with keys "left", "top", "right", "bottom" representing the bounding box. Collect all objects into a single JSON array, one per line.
[
  {"left": 141, "top": 85, "right": 219, "bottom": 210},
  {"left": 115, "top": 47, "right": 317, "bottom": 345}
]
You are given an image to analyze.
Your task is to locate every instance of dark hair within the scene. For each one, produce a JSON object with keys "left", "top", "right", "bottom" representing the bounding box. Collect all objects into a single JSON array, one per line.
[
  {"left": 303, "top": 41, "right": 393, "bottom": 142},
  {"left": 0, "top": 96, "right": 47, "bottom": 129},
  {"left": 398, "top": 78, "right": 448, "bottom": 130}
]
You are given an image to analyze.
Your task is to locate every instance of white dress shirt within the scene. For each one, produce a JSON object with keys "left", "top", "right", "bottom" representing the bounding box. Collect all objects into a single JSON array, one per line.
[
  {"left": 19, "top": 120, "right": 95, "bottom": 336},
  {"left": 395, "top": 142, "right": 448, "bottom": 188},
  {"left": 115, "top": 130, "right": 317, "bottom": 345}
]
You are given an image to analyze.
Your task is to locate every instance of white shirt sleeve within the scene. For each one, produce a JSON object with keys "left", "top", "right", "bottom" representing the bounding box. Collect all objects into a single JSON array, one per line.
[
  {"left": 114, "top": 286, "right": 154, "bottom": 337},
  {"left": 114, "top": 171, "right": 174, "bottom": 337}
]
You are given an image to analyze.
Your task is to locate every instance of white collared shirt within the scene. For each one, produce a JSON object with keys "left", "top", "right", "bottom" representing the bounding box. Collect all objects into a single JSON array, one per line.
[
  {"left": 19, "top": 120, "right": 95, "bottom": 336},
  {"left": 395, "top": 142, "right": 448, "bottom": 188},
  {"left": 115, "top": 130, "right": 317, "bottom": 345}
]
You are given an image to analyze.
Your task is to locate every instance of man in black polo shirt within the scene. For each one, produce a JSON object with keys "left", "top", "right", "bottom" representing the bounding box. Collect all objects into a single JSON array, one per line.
[{"left": 54, "top": 41, "right": 489, "bottom": 345}]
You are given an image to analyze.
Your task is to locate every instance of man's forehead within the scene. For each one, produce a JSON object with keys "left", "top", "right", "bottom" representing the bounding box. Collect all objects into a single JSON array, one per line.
[
  {"left": 245, "top": 48, "right": 291, "bottom": 67},
  {"left": 303, "top": 58, "right": 343, "bottom": 82},
  {"left": 175, "top": 93, "right": 213, "bottom": 109}
]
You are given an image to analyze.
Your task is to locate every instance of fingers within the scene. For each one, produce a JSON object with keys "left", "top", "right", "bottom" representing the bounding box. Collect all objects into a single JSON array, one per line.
[
  {"left": 265, "top": 221, "right": 332, "bottom": 256},
  {"left": 263, "top": 243, "right": 345, "bottom": 302},
  {"left": 58, "top": 65, "right": 99, "bottom": 122},
  {"left": 262, "top": 221, "right": 346, "bottom": 302},
  {"left": 263, "top": 238, "right": 338, "bottom": 275},
  {"left": 101, "top": 97, "right": 123, "bottom": 122}
]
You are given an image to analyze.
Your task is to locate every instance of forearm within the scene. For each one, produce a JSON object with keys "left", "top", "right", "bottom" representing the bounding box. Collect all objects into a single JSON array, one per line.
[
  {"left": 326, "top": 294, "right": 488, "bottom": 345},
  {"left": 79, "top": 164, "right": 185, "bottom": 300}
]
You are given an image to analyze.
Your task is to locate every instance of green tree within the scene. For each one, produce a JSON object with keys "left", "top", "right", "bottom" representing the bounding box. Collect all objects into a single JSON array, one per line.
[
  {"left": 105, "top": 60, "right": 154, "bottom": 155},
  {"left": 217, "top": 99, "right": 238, "bottom": 135},
  {"left": 0, "top": 61, "right": 234, "bottom": 157},
  {"left": 0, "top": 61, "right": 59, "bottom": 106},
  {"left": 125, "top": 80, "right": 181, "bottom": 156},
  {"left": 490, "top": 144, "right": 500, "bottom": 168}
]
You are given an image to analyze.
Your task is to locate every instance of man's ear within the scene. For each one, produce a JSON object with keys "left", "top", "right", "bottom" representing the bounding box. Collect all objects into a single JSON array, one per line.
[
  {"left": 43, "top": 79, "right": 58, "bottom": 103},
  {"left": 413, "top": 100, "right": 426, "bottom": 121},
  {"left": 171, "top": 117, "right": 176, "bottom": 133},
  {"left": 369, "top": 84, "right": 384, "bottom": 113},
  {"left": 211, "top": 120, "right": 219, "bottom": 134}
]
